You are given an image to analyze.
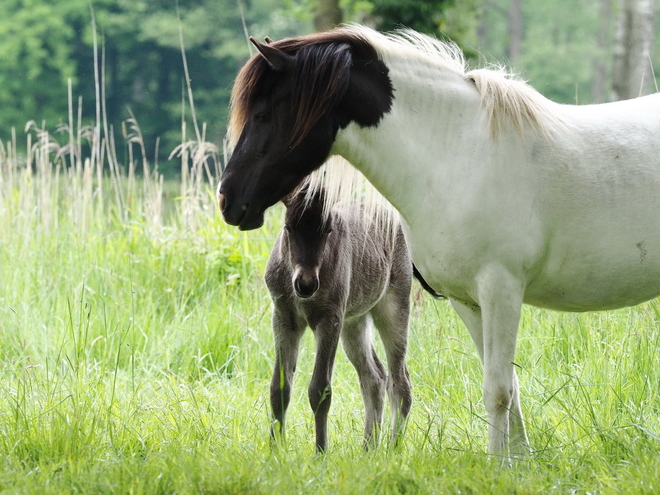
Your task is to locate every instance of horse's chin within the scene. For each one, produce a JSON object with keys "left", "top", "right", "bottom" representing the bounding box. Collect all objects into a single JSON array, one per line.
[{"left": 237, "top": 211, "right": 265, "bottom": 231}]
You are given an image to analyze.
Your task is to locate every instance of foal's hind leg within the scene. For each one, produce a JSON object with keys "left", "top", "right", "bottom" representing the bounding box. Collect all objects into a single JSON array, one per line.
[
  {"left": 341, "top": 315, "right": 387, "bottom": 449},
  {"left": 372, "top": 295, "right": 412, "bottom": 447},
  {"left": 270, "top": 306, "right": 305, "bottom": 446}
]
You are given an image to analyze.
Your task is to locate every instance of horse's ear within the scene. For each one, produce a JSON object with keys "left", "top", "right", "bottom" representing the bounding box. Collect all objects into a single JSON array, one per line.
[
  {"left": 250, "top": 36, "right": 294, "bottom": 72},
  {"left": 282, "top": 192, "right": 293, "bottom": 207},
  {"left": 264, "top": 36, "right": 274, "bottom": 44}
]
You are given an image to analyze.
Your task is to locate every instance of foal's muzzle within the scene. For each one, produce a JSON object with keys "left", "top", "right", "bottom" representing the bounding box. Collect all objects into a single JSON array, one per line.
[{"left": 293, "top": 274, "right": 320, "bottom": 299}]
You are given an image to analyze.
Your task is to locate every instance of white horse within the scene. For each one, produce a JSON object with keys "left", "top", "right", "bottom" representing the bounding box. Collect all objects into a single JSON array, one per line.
[{"left": 217, "top": 25, "right": 660, "bottom": 458}]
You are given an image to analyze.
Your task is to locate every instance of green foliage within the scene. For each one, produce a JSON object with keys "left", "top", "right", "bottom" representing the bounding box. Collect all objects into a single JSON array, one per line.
[
  {"left": 370, "top": 0, "right": 456, "bottom": 34},
  {"left": 476, "top": 0, "right": 622, "bottom": 104},
  {"left": 0, "top": 0, "right": 310, "bottom": 174},
  {"left": 0, "top": 0, "right": 83, "bottom": 129}
]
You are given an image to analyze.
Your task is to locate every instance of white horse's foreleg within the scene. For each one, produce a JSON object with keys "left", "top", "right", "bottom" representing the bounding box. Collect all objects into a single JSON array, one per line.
[
  {"left": 508, "top": 369, "right": 530, "bottom": 458},
  {"left": 476, "top": 265, "right": 525, "bottom": 458},
  {"left": 450, "top": 298, "right": 485, "bottom": 360},
  {"left": 452, "top": 267, "right": 528, "bottom": 459}
]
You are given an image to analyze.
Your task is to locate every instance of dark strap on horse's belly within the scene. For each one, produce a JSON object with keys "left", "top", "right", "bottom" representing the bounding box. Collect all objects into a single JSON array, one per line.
[{"left": 412, "top": 263, "right": 445, "bottom": 299}]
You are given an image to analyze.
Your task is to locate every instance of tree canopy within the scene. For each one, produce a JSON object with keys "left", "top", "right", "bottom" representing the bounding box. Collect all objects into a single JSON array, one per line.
[{"left": 0, "top": 0, "right": 658, "bottom": 174}]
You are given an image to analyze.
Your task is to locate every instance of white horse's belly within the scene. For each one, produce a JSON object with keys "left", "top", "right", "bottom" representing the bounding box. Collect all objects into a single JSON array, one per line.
[
  {"left": 524, "top": 227, "right": 660, "bottom": 311},
  {"left": 404, "top": 205, "right": 660, "bottom": 312},
  {"left": 525, "top": 259, "right": 660, "bottom": 311}
]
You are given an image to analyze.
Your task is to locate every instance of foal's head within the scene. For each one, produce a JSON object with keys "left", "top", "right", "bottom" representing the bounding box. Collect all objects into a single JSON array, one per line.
[{"left": 283, "top": 189, "right": 333, "bottom": 299}]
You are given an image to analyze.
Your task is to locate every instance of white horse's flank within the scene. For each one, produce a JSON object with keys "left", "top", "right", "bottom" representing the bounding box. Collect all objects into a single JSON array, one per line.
[{"left": 307, "top": 26, "right": 660, "bottom": 457}]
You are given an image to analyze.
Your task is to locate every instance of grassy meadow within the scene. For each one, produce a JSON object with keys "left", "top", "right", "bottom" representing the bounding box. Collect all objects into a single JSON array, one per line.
[{"left": 0, "top": 118, "right": 659, "bottom": 494}]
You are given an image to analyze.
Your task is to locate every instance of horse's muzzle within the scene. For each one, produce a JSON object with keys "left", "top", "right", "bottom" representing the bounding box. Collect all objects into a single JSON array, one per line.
[
  {"left": 217, "top": 185, "right": 265, "bottom": 230},
  {"left": 218, "top": 192, "right": 226, "bottom": 214}
]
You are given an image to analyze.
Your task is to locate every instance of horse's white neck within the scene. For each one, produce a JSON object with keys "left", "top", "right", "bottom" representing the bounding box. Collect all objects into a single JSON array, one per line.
[{"left": 331, "top": 58, "right": 490, "bottom": 222}]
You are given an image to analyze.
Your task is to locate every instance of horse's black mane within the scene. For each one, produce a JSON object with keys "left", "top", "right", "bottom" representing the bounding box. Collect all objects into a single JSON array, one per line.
[{"left": 228, "top": 29, "right": 381, "bottom": 148}]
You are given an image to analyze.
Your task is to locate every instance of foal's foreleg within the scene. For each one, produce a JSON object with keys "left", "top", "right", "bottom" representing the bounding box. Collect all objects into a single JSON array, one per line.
[
  {"left": 341, "top": 317, "right": 387, "bottom": 449},
  {"left": 270, "top": 308, "right": 305, "bottom": 445},
  {"left": 309, "top": 317, "right": 341, "bottom": 453}
]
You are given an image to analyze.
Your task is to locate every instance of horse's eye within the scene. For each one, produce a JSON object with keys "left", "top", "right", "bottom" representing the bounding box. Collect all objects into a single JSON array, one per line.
[
  {"left": 254, "top": 110, "right": 271, "bottom": 122},
  {"left": 325, "top": 228, "right": 333, "bottom": 235},
  {"left": 284, "top": 225, "right": 291, "bottom": 232}
]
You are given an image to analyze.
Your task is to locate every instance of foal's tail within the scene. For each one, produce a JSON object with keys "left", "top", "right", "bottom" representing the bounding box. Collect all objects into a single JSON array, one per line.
[{"left": 412, "top": 264, "right": 445, "bottom": 299}]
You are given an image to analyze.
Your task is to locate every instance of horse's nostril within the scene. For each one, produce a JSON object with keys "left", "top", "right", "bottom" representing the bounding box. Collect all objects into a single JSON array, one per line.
[
  {"left": 241, "top": 203, "right": 249, "bottom": 212},
  {"left": 218, "top": 193, "right": 226, "bottom": 212}
]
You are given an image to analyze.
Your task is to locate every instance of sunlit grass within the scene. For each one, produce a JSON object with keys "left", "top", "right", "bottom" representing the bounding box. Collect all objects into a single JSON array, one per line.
[{"left": 1, "top": 91, "right": 660, "bottom": 495}]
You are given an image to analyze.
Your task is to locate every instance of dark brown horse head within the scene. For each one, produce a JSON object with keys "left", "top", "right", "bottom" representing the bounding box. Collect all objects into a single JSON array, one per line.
[
  {"left": 282, "top": 187, "right": 332, "bottom": 299},
  {"left": 218, "top": 28, "right": 394, "bottom": 230}
]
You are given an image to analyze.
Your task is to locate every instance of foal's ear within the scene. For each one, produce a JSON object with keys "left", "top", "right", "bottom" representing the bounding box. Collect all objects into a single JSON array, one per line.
[{"left": 250, "top": 37, "right": 295, "bottom": 72}]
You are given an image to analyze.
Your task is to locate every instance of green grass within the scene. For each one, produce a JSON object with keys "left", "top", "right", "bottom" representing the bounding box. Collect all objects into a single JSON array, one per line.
[{"left": 1, "top": 127, "right": 660, "bottom": 494}]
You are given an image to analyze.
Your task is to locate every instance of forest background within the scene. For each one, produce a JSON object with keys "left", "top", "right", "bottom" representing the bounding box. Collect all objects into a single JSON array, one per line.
[{"left": 1, "top": 0, "right": 658, "bottom": 175}]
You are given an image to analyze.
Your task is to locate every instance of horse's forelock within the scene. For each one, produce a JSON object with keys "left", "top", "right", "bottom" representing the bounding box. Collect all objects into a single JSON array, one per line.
[
  {"left": 227, "top": 54, "right": 270, "bottom": 150},
  {"left": 228, "top": 28, "right": 378, "bottom": 151},
  {"left": 286, "top": 183, "right": 328, "bottom": 229},
  {"left": 289, "top": 43, "right": 353, "bottom": 147}
]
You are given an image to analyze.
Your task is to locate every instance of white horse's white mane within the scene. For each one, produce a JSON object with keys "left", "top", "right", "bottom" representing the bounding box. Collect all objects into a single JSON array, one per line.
[
  {"left": 350, "top": 24, "right": 563, "bottom": 138},
  {"left": 304, "top": 156, "right": 401, "bottom": 240}
]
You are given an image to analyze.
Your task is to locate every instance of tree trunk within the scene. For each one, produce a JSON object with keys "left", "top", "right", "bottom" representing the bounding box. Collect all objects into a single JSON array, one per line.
[
  {"left": 508, "top": 0, "right": 523, "bottom": 68},
  {"left": 314, "top": 0, "right": 342, "bottom": 32},
  {"left": 611, "top": 0, "right": 656, "bottom": 100},
  {"left": 592, "top": 0, "right": 613, "bottom": 103}
]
